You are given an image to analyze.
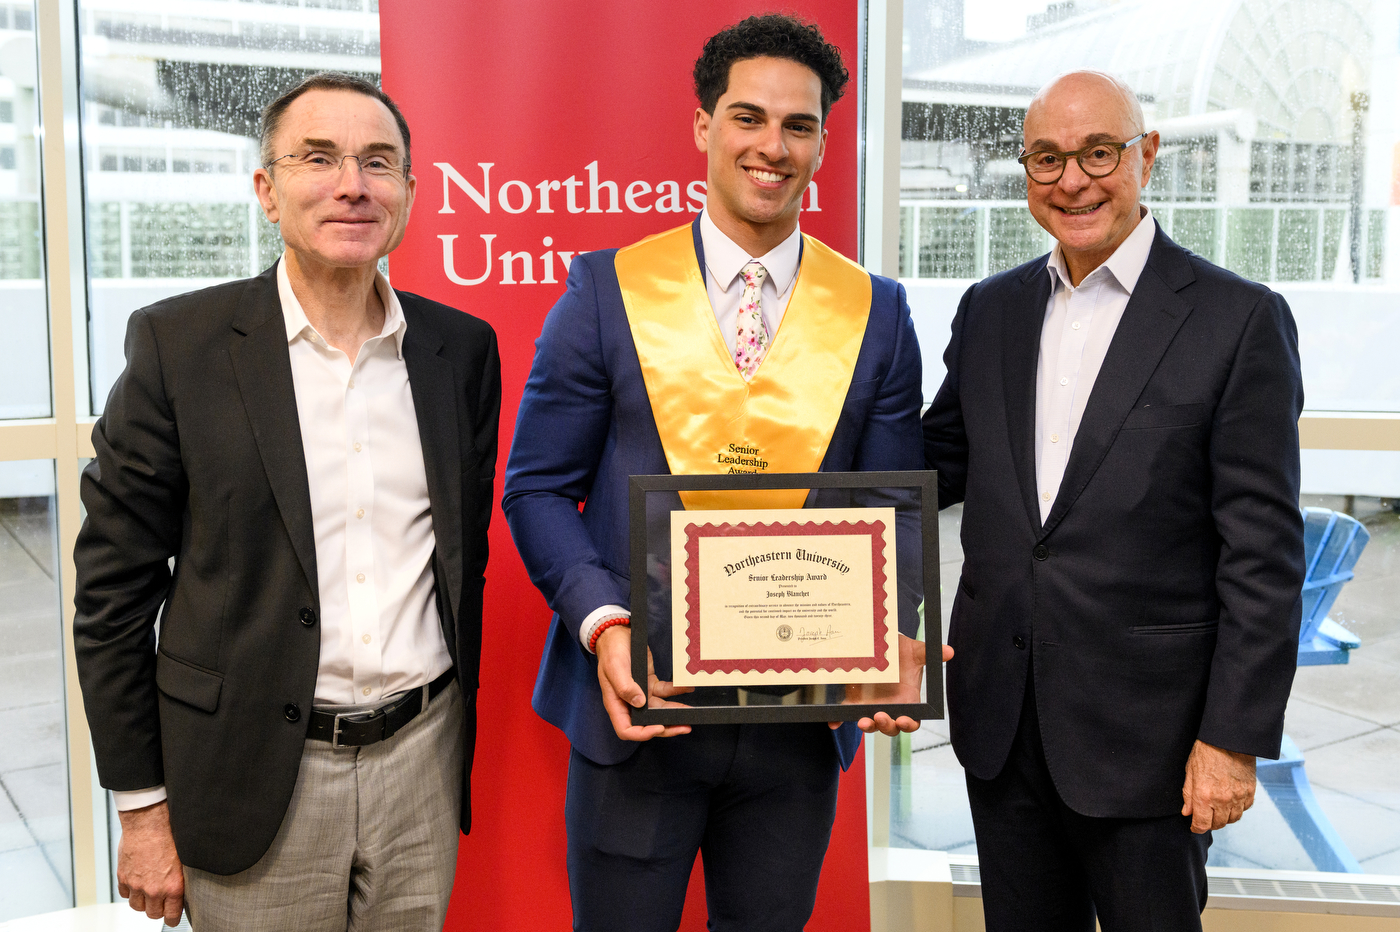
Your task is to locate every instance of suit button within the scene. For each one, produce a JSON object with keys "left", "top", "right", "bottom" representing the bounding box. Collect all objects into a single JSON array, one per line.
[
  {"left": 1013, "top": 636, "right": 1026, "bottom": 650},
  {"left": 299, "top": 607, "right": 317, "bottom": 627},
  {"left": 284, "top": 702, "right": 300, "bottom": 722},
  {"left": 1033, "top": 544, "right": 1049, "bottom": 561}
]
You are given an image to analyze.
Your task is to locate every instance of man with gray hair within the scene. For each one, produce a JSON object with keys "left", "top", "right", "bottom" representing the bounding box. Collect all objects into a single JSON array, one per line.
[
  {"left": 923, "top": 71, "right": 1304, "bottom": 929},
  {"left": 73, "top": 72, "right": 500, "bottom": 929}
]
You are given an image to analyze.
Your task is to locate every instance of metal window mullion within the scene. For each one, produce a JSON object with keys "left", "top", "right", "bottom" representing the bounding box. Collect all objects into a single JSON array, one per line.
[
  {"left": 35, "top": 0, "right": 107, "bottom": 908},
  {"left": 0, "top": 420, "right": 59, "bottom": 460}
]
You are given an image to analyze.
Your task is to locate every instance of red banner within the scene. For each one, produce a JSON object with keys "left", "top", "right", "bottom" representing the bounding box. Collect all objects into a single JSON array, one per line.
[{"left": 379, "top": 4, "right": 869, "bottom": 929}]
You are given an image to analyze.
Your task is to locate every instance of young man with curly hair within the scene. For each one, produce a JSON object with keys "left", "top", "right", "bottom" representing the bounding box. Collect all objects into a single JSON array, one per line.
[{"left": 504, "top": 14, "right": 939, "bottom": 932}]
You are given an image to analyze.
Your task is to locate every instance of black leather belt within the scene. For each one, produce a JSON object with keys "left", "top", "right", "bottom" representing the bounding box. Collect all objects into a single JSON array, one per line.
[{"left": 308, "top": 668, "right": 455, "bottom": 748}]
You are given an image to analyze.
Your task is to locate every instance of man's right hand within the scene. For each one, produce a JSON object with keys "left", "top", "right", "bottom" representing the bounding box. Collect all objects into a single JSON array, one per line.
[
  {"left": 595, "top": 623, "right": 694, "bottom": 741},
  {"left": 116, "top": 800, "right": 185, "bottom": 927}
]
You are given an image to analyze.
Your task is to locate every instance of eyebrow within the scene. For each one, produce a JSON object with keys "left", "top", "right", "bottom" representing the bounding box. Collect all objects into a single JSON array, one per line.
[
  {"left": 1026, "top": 132, "right": 1120, "bottom": 151},
  {"left": 725, "top": 101, "right": 822, "bottom": 125},
  {"left": 297, "top": 137, "right": 402, "bottom": 156}
]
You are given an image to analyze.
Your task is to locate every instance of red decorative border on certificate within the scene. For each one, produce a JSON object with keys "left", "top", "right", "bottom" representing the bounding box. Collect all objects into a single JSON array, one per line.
[{"left": 682, "top": 520, "right": 890, "bottom": 676}]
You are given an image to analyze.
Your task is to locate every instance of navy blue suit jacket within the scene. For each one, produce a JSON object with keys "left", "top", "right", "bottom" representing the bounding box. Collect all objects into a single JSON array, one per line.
[
  {"left": 504, "top": 220, "right": 924, "bottom": 768},
  {"left": 923, "top": 225, "right": 1305, "bottom": 818}
]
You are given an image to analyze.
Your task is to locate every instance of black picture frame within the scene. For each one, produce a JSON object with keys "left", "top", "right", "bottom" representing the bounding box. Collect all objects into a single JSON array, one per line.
[{"left": 627, "top": 470, "right": 943, "bottom": 726}]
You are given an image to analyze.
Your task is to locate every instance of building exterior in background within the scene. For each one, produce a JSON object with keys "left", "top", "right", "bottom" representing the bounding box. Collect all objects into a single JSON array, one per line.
[
  {"left": 900, "top": 0, "right": 1394, "bottom": 287},
  {"left": 899, "top": 0, "right": 1400, "bottom": 500},
  {"left": 0, "top": 0, "right": 382, "bottom": 422}
]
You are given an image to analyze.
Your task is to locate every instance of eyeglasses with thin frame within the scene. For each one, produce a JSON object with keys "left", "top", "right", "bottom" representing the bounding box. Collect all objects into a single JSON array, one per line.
[
  {"left": 264, "top": 149, "right": 409, "bottom": 179},
  {"left": 1017, "top": 132, "right": 1148, "bottom": 183}
]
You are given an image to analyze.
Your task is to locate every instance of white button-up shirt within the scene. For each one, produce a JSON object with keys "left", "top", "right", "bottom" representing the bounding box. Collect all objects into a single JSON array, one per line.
[
  {"left": 700, "top": 208, "right": 802, "bottom": 356},
  {"left": 1035, "top": 207, "right": 1156, "bottom": 522},
  {"left": 278, "top": 259, "right": 453, "bottom": 706},
  {"left": 114, "top": 258, "right": 454, "bottom": 812},
  {"left": 578, "top": 211, "right": 804, "bottom": 649}
]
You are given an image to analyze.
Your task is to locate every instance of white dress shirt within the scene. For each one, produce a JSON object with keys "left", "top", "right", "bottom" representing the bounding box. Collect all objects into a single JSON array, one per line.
[
  {"left": 578, "top": 211, "right": 804, "bottom": 649},
  {"left": 114, "top": 258, "right": 452, "bottom": 811},
  {"left": 1035, "top": 207, "right": 1156, "bottom": 523}
]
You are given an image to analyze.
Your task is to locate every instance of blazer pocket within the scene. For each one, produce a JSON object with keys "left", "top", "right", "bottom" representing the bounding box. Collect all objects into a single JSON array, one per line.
[
  {"left": 1120, "top": 403, "right": 1208, "bottom": 431},
  {"left": 843, "top": 378, "right": 880, "bottom": 402},
  {"left": 957, "top": 577, "right": 977, "bottom": 601},
  {"left": 156, "top": 649, "right": 224, "bottom": 713},
  {"left": 1130, "top": 620, "right": 1219, "bottom": 636}
]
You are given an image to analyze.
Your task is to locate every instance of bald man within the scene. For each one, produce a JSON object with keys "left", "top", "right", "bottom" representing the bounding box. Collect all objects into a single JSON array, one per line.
[{"left": 922, "top": 71, "right": 1304, "bottom": 930}]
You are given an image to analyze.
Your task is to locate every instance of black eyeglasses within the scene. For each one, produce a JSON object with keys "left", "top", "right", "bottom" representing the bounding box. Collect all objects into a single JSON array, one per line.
[
  {"left": 1017, "top": 132, "right": 1147, "bottom": 183},
  {"left": 264, "top": 150, "right": 408, "bottom": 179}
]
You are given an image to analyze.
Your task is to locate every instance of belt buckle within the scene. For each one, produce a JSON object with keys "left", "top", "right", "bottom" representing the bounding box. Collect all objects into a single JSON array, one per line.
[
  {"left": 331, "top": 711, "right": 354, "bottom": 749},
  {"left": 331, "top": 709, "right": 380, "bottom": 749}
]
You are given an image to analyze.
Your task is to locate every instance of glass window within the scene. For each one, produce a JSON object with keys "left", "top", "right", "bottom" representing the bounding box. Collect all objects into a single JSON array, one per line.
[
  {"left": 78, "top": 0, "right": 383, "bottom": 412},
  {"left": 0, "top": 1, "right": 51, "bottom": 420},
  {"left": 898, "top": 0, "right": 1400, "bottom": 880},
  {"left": 0, "top": 461, "right": 71, "bottom": 922}
]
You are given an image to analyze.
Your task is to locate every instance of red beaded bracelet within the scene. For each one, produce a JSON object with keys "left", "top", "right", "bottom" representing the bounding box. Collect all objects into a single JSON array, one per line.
[{"left": 588, "top": 615, "right": 631, "bottom": 654}]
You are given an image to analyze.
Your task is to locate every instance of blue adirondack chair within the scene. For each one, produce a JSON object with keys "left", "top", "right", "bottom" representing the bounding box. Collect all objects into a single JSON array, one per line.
[{"left": 1255, "top": 507, "right": 1370, "bottom": 873}]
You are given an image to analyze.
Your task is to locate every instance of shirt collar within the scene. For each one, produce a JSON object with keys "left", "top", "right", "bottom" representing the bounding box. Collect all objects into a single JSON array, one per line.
[
  {"left": 1046, "top": 205, "right": 1156, "bottom": 296},
  {"left": 277, "top": 255, "right": 407, "bottom": 359},
  {"left": 699, "top": 209, "right": 802, "bottom": 296}
]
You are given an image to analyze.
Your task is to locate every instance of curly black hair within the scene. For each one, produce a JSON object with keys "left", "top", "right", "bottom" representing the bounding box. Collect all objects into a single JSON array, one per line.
[{"left": 694, "top": 14, "right": 850, "bottom": 122}]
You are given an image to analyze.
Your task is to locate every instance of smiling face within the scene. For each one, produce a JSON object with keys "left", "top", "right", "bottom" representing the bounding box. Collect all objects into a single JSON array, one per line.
[
  {"left": 253, "top": 88, "right": 415, "bottom": 273},
  {"left": 694, "top": 56, "right": 827, "bottom": 255},
  {"left": 1022, "top": 72, "right": 1159, "bottom": 282}
]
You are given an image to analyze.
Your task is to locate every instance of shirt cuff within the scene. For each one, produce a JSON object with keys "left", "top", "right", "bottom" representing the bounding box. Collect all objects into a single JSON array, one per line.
[
  {"left": 580, "top": 605, "right": 630, "bottom": 653},
  {"left": 112, "top": 786, "right": 167, "bottom": 812}
]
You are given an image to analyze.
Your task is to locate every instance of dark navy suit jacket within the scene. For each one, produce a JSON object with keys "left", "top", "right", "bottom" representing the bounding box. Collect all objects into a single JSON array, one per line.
[
  {"left": 923, "top": 224, "right": 1306, "bottom": 818},
  {"left": 503, "top": 220, "right": 924, "bottom": 768}
]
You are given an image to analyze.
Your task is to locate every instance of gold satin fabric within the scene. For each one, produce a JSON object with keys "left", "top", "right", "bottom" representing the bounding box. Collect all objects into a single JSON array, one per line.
[{"left": 615, "top": 223, "right": 872, "bottom": 510}]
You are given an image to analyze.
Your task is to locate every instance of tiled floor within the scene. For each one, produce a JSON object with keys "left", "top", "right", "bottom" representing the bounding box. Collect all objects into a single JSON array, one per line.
[
  {"left": 0, "top": 497, "right": 75, "bottom": 923},
  {"left": 894, "top": 497, "right": 1400, "bottom": 875}
]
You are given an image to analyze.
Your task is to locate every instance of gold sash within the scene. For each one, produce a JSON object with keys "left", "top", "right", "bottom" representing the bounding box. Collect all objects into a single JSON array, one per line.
[{"left": 616, "top": 223, "right": 872, "bottom": 509}]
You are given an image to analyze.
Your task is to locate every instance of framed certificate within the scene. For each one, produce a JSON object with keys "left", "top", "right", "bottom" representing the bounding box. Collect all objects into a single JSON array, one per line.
[{"left": 628, "top": 470, "right": 941, "bottom": 726}]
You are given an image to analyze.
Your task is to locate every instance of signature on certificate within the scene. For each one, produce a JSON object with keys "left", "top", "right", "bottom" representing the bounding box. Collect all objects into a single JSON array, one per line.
[{"left": 797, "top": 626, "right": 842, "bottom": 642}]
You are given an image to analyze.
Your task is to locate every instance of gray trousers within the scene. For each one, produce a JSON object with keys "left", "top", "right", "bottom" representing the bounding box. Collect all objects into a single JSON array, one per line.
[{"left": 184, "top": 680, "right": 465, "bottom": 931}]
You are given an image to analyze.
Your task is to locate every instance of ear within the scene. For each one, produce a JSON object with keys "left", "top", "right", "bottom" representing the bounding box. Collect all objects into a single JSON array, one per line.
[
  {"left": 813, "top": 126, "right": 828, "bottom": 174},
  {"left": 693, "top": 106, "right": 712, "bottom": 155},
  {"left": 1138, "top": 130, "right": 1161, "bottom": 187},
  {"left": 253, "top": 167, "right": 280, "bottom": 224}
]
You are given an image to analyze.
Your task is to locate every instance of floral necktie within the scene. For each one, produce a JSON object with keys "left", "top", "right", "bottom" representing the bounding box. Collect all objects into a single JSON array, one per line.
[{"left": 734, "top": 260, "right": 770, "bottom": 380}]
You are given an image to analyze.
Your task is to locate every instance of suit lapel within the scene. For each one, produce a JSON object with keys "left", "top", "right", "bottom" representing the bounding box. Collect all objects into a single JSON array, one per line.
[
  {"left": 229, "top": 264, "right": 319, "bottom": 597},
  {"left": 1004, "top": 260, "right": 1052, "bottom": 533},
  {"left": 1040, "top": 232, "right": 1196, "bottom": 538},
  {"left": 400, "top": 297, "right": 464, "bottom": 624}
]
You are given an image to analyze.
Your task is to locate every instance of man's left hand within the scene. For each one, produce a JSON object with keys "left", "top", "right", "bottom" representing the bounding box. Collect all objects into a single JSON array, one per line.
[{"left": 1181, "top": 739, "right": 1256, "bottom": 834}]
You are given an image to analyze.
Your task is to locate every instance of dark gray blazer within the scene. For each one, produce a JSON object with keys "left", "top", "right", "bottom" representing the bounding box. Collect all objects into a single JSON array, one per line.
[
  {"left": 73, "top": 261, "right": 500, "bottom": 874},
  {"left": 923, "top": 224, "right": 1305, "bottom": 818}
]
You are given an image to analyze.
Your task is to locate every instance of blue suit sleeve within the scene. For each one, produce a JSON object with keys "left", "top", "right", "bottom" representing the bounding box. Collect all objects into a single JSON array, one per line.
[
  {"left": 852, "top": 281, "right": 924, "bottom": 473},
  {"left": 503, "top": 256, "right": 629, "bottom": 642}
]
